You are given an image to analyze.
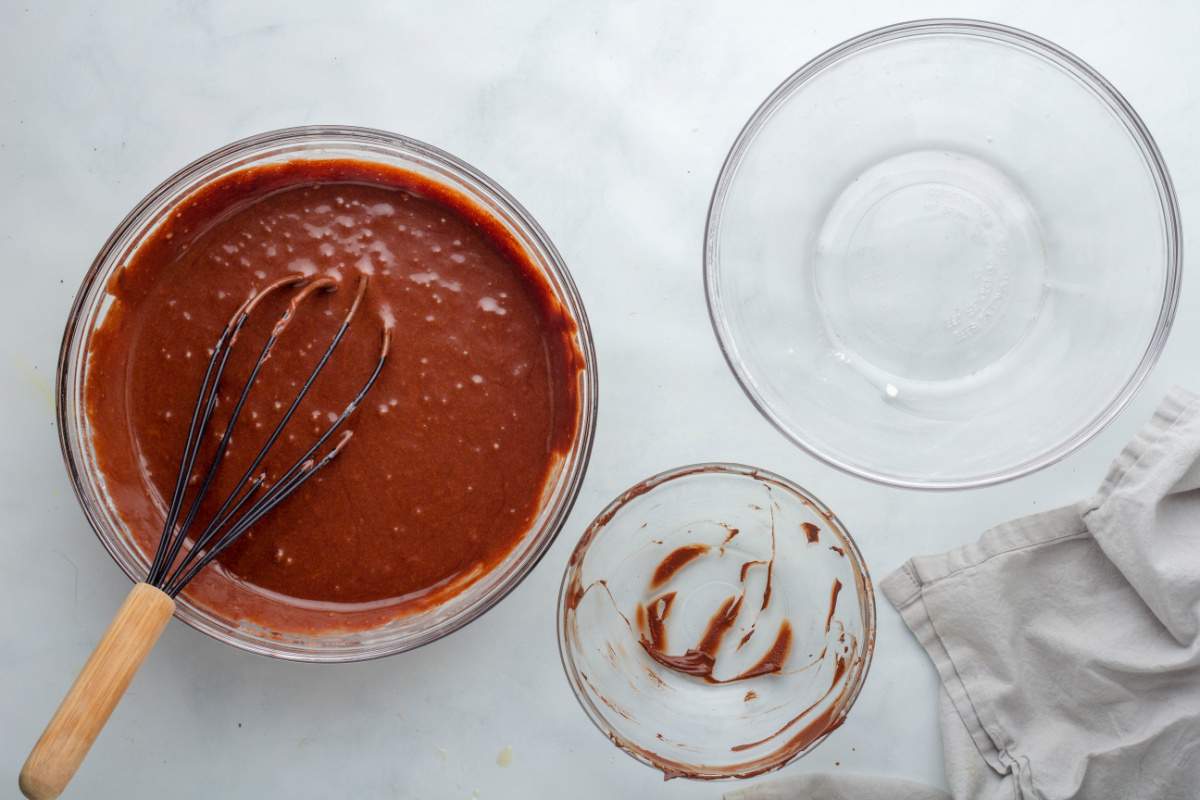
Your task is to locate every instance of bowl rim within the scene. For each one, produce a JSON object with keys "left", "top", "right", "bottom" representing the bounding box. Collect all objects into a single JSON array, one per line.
[
  {"left": 56, "top": 124, "right": 599, "bottom": 662},
  {"left": 556, "top": 462, "right": 877, "bottom": 780},
  {"left": 703, "top": 18, "right": 1183, "bottom": 491}
]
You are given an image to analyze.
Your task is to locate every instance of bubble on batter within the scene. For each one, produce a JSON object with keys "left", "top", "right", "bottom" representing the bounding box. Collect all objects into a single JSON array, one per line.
[
  {"left": 355, "top": 254, "right": 375, "bottom": 276},
  {"left": 410, "top": 271, "right": 438, "bottom": 286},
  {"left": 368, "top": 240, "right": 395, "bottom": 266},
  {"left": 449, "top": 252, "right": 467, "bottom": 264},
  {"left": 379, "top": 303, "right": 396, "bottom": 330},
  {"left": 478, "top": 297, "right": 507, "bottom": 316},
  {"left": 369, "top": 202, "right": 395, "bottom": 217},
  {"left": 289, "top": 257, "right": 318, "bottom": 276},
  {"left": 471, "top": 374, "right": 484, "bottom": 384}
]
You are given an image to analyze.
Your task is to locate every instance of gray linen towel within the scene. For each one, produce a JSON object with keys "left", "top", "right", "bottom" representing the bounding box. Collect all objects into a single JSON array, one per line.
[{"left": 727, "top": 387, "right": 1200, "bottom": 800}]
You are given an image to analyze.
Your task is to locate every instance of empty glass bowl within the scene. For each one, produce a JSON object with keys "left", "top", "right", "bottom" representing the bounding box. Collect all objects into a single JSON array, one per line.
[
  {"left": 705, "top": 20, "right": 1181, "bottom": 489},
  {"left": 558, "top": 464, "right": 874, "bottom": 779}
]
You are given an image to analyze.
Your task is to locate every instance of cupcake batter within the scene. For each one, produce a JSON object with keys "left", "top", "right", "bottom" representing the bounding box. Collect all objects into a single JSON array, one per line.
[{"left": 86, "top": 159, "right": 582, "bottom": 631}]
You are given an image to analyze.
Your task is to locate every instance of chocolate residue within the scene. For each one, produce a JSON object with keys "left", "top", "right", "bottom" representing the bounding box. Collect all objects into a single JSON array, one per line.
[
  {"left": 721, "top": 524, "right": 741, "bottom": 545},
  {"left": 802, "top": 522, "right": 821, "bottom": 544},
  {"left": 695, "top": 595, "right": 744, "bottom": 656},
  {"left": 733, "top": 621, "right": 792, "bottom": 681},
  {"left": 739, "top": 560, "right": 766, "bottom": 582},
  {"left": 592, "top": 479, "right": 658, "bottom": 529},
  {"left": 640, "top": 594, "right": 743, "bottom": 680},
  {"left": 635, "top": 487, "right": 797, "bottom": 683},
  {"left": 579, "top": 670, "right": 636, "bottom": 722},
  {"left": 830, "top": 651, "right": 849, "bottom": 686},
  {"left": 638, "top": 595, "right": 795, "bottom": 685},
  {"left": 730, "top": 639, "right": 859, "bottom": 754},
  {"left": 825, "top": 579, "right": 843, "bottom": 633},
  {"left": 744, "top": 690, "right": 758, "bottom": 702},
  {"left": 762, "top": 501, "right": 776, "bottom": 611},
  {"left": 639, "top": 592, "right": 677, "bottom": 653},
  {"left": 829, "top": 545, "right": 845, "bottom": 557},
  {"left": 564, "top": 574, "right": 594, "bottom": 611},
  {"left": 651, "top": 544, "right": 709, "bottom": 588}
]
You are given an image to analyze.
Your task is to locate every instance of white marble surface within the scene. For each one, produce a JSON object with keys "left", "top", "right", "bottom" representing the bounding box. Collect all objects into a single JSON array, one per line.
[{"left": 2, "top": 2, "right": 1199, "bottom": 798}]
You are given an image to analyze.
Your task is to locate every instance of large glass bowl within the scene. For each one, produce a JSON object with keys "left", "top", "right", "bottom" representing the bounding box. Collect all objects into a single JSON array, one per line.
[
  {"left": 57, "top": 126, "right": 598, "bottom": 661},
  {"left": 705, "top": 19, "right": 1181, "bottom": 489}
]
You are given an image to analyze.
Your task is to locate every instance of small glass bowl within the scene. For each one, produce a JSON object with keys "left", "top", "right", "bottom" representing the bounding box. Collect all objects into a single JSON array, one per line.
[
  {"left": 705, "top": 19, "right": 1181, "bottom": 489},
  {"left": 558, "top": 464, "right": 875, "bottom": 780},
  {"left": 57, "top": 126, "right": 598, "bottom": 662}
]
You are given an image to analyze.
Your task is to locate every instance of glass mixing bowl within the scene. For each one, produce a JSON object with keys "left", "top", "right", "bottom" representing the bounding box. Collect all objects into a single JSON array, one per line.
[
  {"left": 57, "top": 126, "right": 597, "bottom": 662},
  {"left": 705, "top": 19, "right": 1181, "bottom": 489},
  {"left": 558, "top": 464, "right": 874, "bottom": 779}
]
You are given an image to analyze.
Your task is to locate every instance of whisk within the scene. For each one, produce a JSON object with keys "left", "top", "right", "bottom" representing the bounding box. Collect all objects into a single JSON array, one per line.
[{"left": 20, "top": 274, "right": 390, "bottom": 800}]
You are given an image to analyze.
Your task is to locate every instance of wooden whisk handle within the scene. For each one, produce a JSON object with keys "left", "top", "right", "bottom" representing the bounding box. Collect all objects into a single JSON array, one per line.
[{"left": 20, "top": 583, "right": 175, "bottom": 799}]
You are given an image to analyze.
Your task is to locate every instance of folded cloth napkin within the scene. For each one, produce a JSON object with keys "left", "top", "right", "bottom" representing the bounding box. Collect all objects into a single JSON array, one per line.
[{"left": 727, "top": 388, "right": 1200, "bottom": 800}]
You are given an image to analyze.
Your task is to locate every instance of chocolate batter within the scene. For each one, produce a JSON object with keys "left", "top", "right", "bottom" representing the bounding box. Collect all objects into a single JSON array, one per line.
[{"left": 86, "top": 159, "right": 582, "bottom": 631}]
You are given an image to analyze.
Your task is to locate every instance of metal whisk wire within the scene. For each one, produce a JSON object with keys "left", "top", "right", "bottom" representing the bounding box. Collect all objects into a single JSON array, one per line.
[
  {"left": 144, "top": 273, "right": 391, "bottom": 597},
  {"left": 19, "top": 272, "right": 391, "bottom": 800}
]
